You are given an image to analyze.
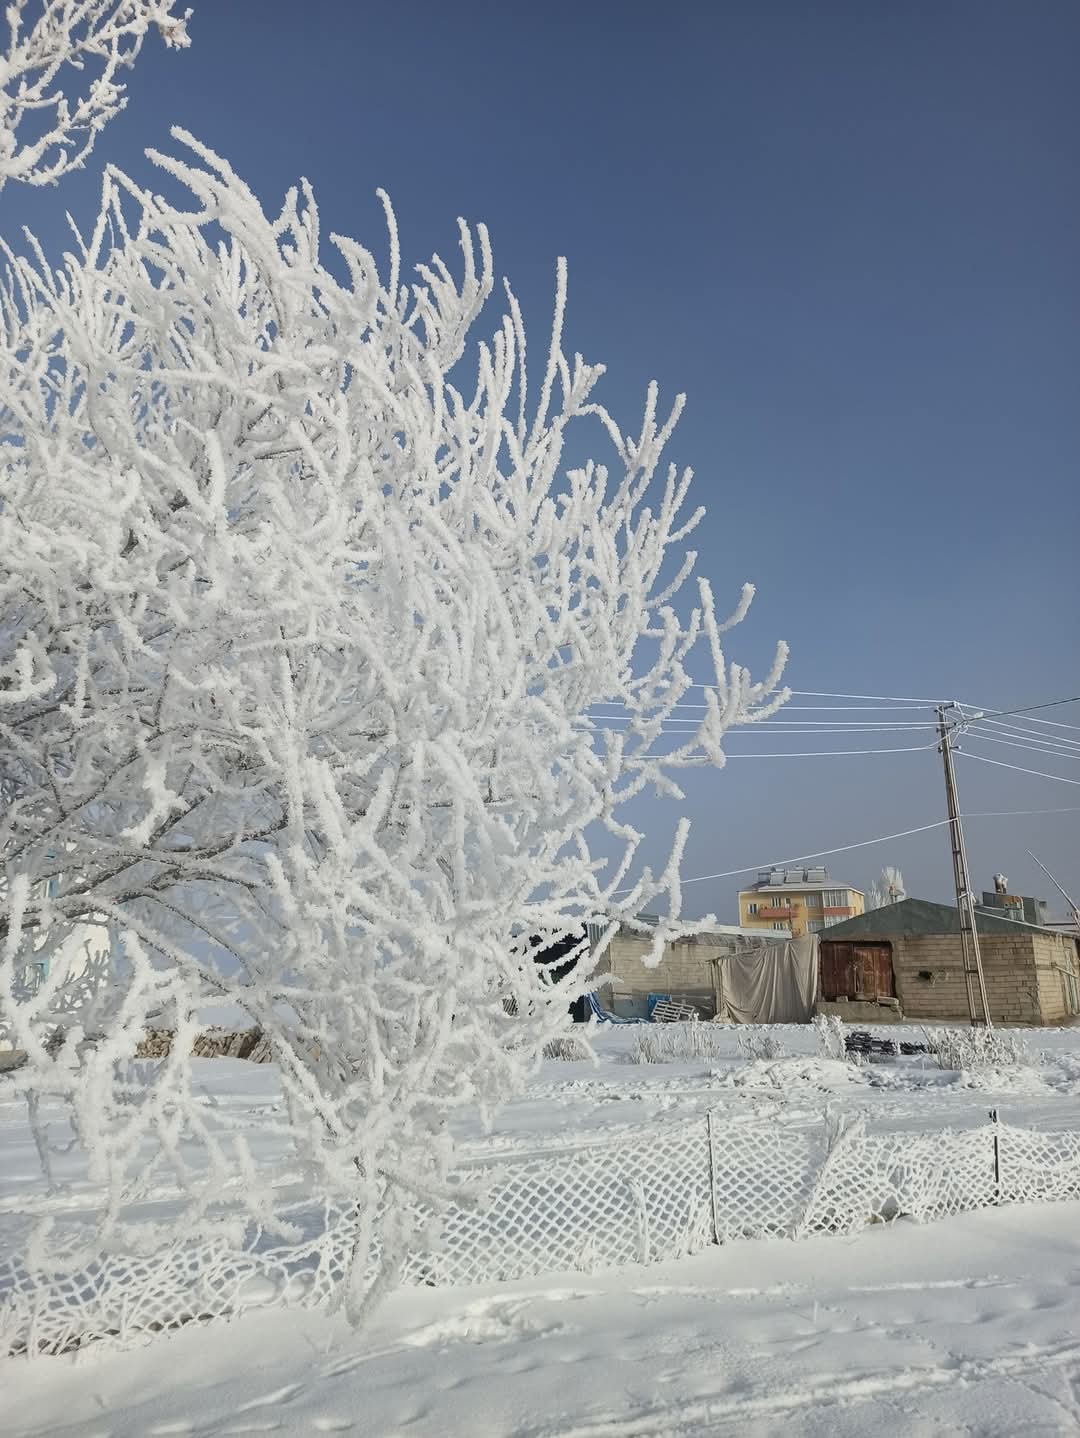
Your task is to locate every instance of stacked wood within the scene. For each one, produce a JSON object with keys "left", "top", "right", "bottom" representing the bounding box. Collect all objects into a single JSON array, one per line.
[{"left": 134, "top": 1028, "right": 272, "bottom": 1061}]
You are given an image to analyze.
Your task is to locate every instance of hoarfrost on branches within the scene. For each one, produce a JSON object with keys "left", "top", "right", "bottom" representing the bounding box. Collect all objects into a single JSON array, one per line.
[
  {"left": 867, "top": 865, "right": 906, "bottom": 910},
  {"left": 0, "top": 130, "right": 788, "bottom": 1317},
  {"left": 0, "top": 0, "right": 191, "bottom": 188}
]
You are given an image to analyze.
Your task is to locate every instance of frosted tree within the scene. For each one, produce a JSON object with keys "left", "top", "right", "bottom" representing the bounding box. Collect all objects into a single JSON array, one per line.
[
  {"left": 0, "top": 0, "right": 190, "bottom": 188},
  {"left": 0, "top": 132, "right": 788, "bottom": 1318},
  {"left": 867, "top": 866, "right": 906, "bottom": 910}
]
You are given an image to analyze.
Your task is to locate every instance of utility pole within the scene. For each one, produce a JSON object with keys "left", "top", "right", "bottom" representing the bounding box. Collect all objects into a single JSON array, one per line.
[{"left": 937, "top": 704, "right": 992, "bottom": 1028}]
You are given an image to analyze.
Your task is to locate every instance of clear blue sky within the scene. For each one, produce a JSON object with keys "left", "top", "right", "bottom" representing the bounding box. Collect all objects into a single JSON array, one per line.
[{"left": 10, "top": 1, "right": 1079, "bottom": 918}]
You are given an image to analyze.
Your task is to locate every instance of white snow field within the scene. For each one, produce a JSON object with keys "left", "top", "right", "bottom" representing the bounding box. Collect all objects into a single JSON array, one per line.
[
  {"left": 9, "top": 1205, "right": 1080, "bottom": 1438},
  {"left": 7, "top": 1022, "right": 1080, "bottom": 1435}
]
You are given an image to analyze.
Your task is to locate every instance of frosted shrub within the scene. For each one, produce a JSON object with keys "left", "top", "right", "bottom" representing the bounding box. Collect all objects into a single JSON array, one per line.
[
  {"left": 812, "top": 1013, "right": 846, "bottom": 1061},
  {"left": 542, "top": 1035, "right": 593, "bottom": 1062},
  {"left": 0, "top": 1, "right": 190, "bottom": 188},
  {"left": 925, "top": 1028, "right": 1028, "bottom": 1071},
  {"left": 0, "top": 134, "right": 787, "bottom": 1319},
  {"left": 630, "top": 1023, "right": 735, "bottom": 1064},
  {"left": 736, "top": 1028, "right": 786, "bottom": 1062}
]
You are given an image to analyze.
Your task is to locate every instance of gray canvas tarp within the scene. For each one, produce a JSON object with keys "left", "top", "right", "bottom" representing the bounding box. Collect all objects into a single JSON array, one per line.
[{"left": 710, "top": 936, "right": 819, "bottom": 1024}]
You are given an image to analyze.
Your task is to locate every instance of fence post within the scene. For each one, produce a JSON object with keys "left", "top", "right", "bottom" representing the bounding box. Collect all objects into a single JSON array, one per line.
[
  {"left": 989, "top": 1108, "right": 1001, "bottom": 1204},
  {"left": 628, "top": 1177, "right": 650, "bottom": 1264},
  {"left": 706, "top": 1110, "right": 720, "bottom": 1246}
]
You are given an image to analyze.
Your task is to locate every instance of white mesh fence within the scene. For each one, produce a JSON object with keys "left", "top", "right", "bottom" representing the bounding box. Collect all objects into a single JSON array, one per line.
[{"left": 4, "top": 1110, "right": 1080, "bottom": 1356}]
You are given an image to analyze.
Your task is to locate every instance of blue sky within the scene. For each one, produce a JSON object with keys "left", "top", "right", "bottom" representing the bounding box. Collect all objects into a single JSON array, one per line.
[{"left": 9, "top": 1, "right": 1078, "bottom": 918}]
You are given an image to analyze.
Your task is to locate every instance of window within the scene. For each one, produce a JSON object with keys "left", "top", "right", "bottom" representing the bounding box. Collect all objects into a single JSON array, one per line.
[
  {"left": 805, "top": 893, "right": 821, "bottom": 908},
  {"left": 823, "top": 914, "right": 843, "bottom": 927},
  {"left": 807, "top": 919, "right": 825, "bottom": 934},
  {"left": 824, "top": 890, "right": 847, "bottom": 908},
  {"left": 772, "top": 921, "right": 787, "bottom": 931},
  {"left": 746, "top": 902, "right": 758, "bottom": 915}
]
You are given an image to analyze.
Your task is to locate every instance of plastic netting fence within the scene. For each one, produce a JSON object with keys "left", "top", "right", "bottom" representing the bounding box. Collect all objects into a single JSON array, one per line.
[{"left": 4, "top": 1111, "right": 1080, "bottom": 1356}]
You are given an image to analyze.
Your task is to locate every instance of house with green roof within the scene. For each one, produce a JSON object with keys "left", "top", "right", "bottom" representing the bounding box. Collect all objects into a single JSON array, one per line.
[{"left": 819, "top": 897, "right": 1080, "bottom": 1025}]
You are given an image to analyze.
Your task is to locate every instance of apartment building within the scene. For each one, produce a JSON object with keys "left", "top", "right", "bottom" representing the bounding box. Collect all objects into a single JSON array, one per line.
[{"left": 737, "top": 866, "right": 865, "bottom": 938}]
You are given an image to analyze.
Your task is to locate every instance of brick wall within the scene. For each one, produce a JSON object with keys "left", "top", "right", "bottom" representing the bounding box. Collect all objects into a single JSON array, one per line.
[
  {"left": 1032, "top": 933, "right": 1079, "bottom": 1024},
  {"left": 606, "top": 933, "right": 733, "bottom": 1016},
  {"left": 892, "top": 931, "right": 1079, "bottom": 1024}
]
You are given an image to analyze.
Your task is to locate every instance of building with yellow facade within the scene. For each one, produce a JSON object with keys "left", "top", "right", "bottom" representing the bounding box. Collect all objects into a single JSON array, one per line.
[{"left": 737, "top": 866, "right": 865, "bottom": 938}]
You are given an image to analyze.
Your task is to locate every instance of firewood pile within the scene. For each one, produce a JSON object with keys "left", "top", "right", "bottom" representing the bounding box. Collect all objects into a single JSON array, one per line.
[
  {"left": 845, "top": 1029, "right": 927, "bottom": 1059},
  {"left": 135, "top": 1028, "right": 272, "bottom": 1062}
]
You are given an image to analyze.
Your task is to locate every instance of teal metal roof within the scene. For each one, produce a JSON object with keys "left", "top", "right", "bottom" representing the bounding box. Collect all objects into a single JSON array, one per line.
[{"left": 822, "top": 896, "right": 1064, "bottom": 940}]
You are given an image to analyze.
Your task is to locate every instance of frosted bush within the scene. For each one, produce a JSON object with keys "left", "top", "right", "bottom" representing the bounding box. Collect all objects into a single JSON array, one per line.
[
  {"left": 630, "top": 1023, "right": 735, "bottom": 1064},
  {"left": 0, "top": 133, "right": 788, "bottom": 1319},
  {"left": 542, "top": 1035, "right": 593, "bottom": 1062},
  {"left": 736, "top": 1028, "right": 786, "bottom": 1062},
  {"left": 0, "top": 1, "right": 190, "bottom": 188},
  {"left": 925, "top": 1028, "right": 1028, "bottom": 1071},
  {"left": 812, "top": 1013, "right": 846, "bottom": 1061}
]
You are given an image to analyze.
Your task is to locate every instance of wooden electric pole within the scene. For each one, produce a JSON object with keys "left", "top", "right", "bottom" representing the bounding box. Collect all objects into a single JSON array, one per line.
[{"left": 937, "top": 704, "right": 992, "bottom": 1028}]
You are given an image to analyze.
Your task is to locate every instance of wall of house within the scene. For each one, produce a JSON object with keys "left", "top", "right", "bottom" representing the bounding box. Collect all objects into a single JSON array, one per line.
[
  {"left": 603, "top": 932, "right": 755, "bottom": 1017},
  {"left": 890, "top": 931, "right": 1079, "bottom": 1024},
  {"left": 1032, "top": 933, "right": 1080, "bottom": 1024}
]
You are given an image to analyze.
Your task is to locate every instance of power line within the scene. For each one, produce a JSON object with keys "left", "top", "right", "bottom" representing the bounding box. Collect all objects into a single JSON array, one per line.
[
  {"left": 662, "top": 807, "right": 1080, "bottom": 892},
  {"left": 643, "top": 742, "right": 938, "bottom": 758},
  {"left": 959, "top": 696, "right": 1080, "bottom": 727},
  {"left": 680, "top": 685, "right": 944, "bottom": 705},
  {"left": 957, "top": 750, "right": 1080, "bottom": 787},
  {"left": 586, "top": 715, "right": 939, "bottom": 734},
  {"left": 721, "top": 744, "right": 938, "bottom": 758},
  {"left": 627, "top": 701, "right": 942, "bottom": 714},
  {"left": 975, "top": 716, "right": 1080, "bottom": 752},
  {"left": 591, "top": 713, "right": 940, "bottom": 729},
  {"left": 662, "top": 820, "right": 954, "bottom": 888},
  {"left": 963, "top": 729, "right": 1080, "bottom": 763},
  {"left": 581, "top": 717, "right": 941, "bottom": 753},
  {"left": 965, "top": 807, "right": 1080, "bottom": 818}
]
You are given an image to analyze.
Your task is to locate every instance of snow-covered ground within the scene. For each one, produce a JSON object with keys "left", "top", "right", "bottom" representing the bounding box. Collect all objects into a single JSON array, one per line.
[
  {"left": 481, "top": 1023, "right": 1080, "bottom": 1145},
  {"left": 9, "top": 1021, "right": 1080, "bottom": 1214},
  {"left": 8, "top": 1205, "right": 1080, "bottom": 1436},
  {"left": 7, "top": 1022, "right": 1080, "bottom": 1435}
]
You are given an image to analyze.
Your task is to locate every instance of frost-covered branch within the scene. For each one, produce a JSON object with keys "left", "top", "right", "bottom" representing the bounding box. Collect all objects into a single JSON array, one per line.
[
  {"left": 0, "top": 0, "right": 190, "bottom": 188},
  {"left": 867, "top": 865, "right": 906, "bottom": 910},
  {"left": 0, "top": 131, "right": 787, "bottom": 1317}
]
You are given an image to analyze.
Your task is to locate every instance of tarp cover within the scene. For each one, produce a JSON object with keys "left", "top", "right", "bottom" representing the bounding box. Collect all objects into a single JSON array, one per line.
[{"left": 710, "top": 936, "right": 819, "bottom": 1024}]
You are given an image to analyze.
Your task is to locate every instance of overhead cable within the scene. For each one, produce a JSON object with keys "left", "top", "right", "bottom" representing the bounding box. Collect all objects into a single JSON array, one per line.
[
  {"left": 957, "top": 751, "right": 1080, "bottom": 787},
  {"left": 962, "top": 730, "right": 1080, "bottom": 763}
]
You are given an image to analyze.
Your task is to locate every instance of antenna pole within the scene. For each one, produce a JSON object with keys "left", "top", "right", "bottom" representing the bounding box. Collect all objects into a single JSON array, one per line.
[
  {"left": 937, "top": 704, "right": 992, "bottom": 1027},
  {"left": 1028, "top": 851, "right": 1080, "bottom": 933}
]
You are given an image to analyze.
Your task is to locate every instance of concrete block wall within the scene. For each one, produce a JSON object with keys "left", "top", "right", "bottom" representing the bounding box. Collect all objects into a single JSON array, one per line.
[
  {"left": 891, "top": 933, "right": 1072, "bottom": 1024},
  {"left": 605, "top": 934, "right": 722, "bottom": 1016},
  {"left": 1032, "top": 934, "right": 1080, "bottom": 1024}
]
